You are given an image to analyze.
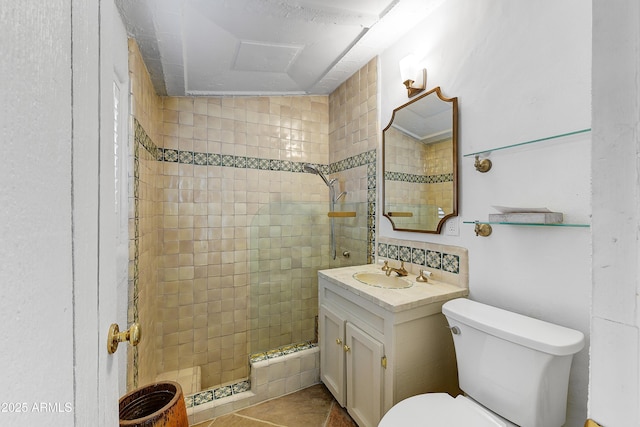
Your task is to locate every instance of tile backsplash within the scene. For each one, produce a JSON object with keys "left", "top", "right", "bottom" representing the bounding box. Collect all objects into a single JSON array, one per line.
[{"left": 376, "top": 236, "right": 468, "bottom": 289}]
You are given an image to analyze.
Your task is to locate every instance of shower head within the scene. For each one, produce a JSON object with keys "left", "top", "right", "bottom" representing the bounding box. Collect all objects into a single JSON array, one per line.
[{"left": 303, "top": 163, "right": 334, "bottom": 187}]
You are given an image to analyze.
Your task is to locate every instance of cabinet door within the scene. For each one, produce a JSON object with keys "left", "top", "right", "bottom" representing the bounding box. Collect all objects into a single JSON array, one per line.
[
  {"left": 319, "top": 305, "right": 346, "bottom": 406},
  {"left": 345, "top": 322, "right": 384, "bottom": 427}
]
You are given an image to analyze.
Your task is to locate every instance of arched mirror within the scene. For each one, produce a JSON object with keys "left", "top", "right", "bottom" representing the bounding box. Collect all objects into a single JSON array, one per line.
[{"left": 382, "top": 86, "right": 458, "bottom": 233}]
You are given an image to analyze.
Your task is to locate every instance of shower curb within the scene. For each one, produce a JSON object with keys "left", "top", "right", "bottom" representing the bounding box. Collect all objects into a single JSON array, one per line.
[{"left": 186, "top": 344, "right": 320, "bottom": 425}]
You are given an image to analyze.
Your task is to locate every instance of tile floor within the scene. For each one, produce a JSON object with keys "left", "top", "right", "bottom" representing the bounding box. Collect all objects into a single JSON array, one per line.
[{"left": 190, "top": 384, "right": 358, "bottom": 427}]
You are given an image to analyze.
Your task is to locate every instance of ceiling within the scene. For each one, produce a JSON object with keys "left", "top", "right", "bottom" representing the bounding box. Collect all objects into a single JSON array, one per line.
[{"left": 115, "top": 0, "right": 445, "bottom": 96}]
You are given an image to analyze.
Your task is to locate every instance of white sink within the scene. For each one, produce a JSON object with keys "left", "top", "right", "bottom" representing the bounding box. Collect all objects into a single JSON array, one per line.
[{"left": 353, "top": 272, "right": 413, "bottom": 289}]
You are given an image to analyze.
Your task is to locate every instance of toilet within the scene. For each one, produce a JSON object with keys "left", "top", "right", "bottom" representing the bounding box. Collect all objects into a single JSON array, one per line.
[{"left": 379, "top": 298, "right": 584, "bottom": 427}]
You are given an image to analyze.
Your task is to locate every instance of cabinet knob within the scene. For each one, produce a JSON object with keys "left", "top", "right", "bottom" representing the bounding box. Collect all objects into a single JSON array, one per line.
[
  {"left": 336, "top": 338, "right": 342, "bottom": 345},
  {"left": 343, "top": 345, "right": 351, "bottom": 352}
]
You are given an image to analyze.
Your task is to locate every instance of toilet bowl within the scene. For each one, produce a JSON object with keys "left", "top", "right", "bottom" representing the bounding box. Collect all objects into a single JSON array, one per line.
[{"left": 378, "top": 393, "right": 514, "bottom": 427}]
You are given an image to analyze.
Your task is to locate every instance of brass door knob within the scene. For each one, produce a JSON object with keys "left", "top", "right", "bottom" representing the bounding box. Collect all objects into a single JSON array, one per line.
[
  {"left": 336, "top": 338, "right": 342, "bottom": 345},
  {"left": 343, "top": 345, "right": 350, "bottom": 352},
  {"left": 107, "top": 323, "right": 141, "bottom": 354}
]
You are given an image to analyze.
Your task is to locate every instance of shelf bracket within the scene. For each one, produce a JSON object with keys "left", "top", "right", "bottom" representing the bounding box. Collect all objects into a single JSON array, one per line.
[
  {"left": 474, "top": 155, "right": 492, "bottom": 173},
  {"left": 474, "top": 222, "right": 492, "bottom": 237}
]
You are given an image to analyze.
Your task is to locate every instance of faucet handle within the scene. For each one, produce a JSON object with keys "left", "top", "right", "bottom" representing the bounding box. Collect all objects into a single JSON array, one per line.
[
  {"left": 416, "top": 269, "right": 432, "bottom": 283},
  {"left": 381, "top": 260, "right": 389, "bottom": 271}
]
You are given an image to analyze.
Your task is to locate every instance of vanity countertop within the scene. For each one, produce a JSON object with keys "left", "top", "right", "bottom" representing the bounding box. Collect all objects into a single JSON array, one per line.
[{"left": 318, "top": 263, "right": 468, "bottom": 313}]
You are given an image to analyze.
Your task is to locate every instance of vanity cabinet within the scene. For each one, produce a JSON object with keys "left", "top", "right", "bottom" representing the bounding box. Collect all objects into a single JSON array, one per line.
[
  {"left": 320, "top": 305, "right": 384, "bottom": 427},
  {"left": 319, "top": 268, "right": 465, "bottom": 427}
]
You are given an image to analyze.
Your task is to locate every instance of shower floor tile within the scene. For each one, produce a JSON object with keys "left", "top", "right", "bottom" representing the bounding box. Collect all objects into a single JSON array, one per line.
[{"left": 190, "top": 384, "right": 357, "bottom": 427}]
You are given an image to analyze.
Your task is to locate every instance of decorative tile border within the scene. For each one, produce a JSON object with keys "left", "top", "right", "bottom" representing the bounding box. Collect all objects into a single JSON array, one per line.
[
  {"left": 130, "top": 120, "right": 147, "bottom": 389},
  {"left": 331, "top": 150, "right": 377, "bottom": 173},
  {"left": 157, "top": 146, "right": 374, "bottom": 176},
  {"left": 249, "top": 341, "right": 318, "bottom": 364},
  {"left": 134, "top": 119, "right": 161, "bottom": 160},
  {"left": 384, "top": 171, "right": 453, "bottom": 184},
  {"left": 377, "top": 242, "right": 460, "bottom": 274},
  {"left": 185, "top": 379, "right": 251, "bottom": 409}
]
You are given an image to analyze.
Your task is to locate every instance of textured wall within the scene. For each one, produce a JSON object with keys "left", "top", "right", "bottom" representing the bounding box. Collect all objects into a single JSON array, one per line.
[
  {"left": 590, "top": 0, "right": 640, "bottom": 425},
  {"left": 379, "top": 1, "right": 591, "bottom": 425},
  {"left": 1, "top": 1, "right": 74, "bottom": 425}
]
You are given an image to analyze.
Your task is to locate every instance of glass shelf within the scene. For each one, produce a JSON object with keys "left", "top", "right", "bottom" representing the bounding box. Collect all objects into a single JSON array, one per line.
[
  {"left": 463, "top": 128, "right": 591, "bottom": 157},
  {"left": 463, "top": 221, "right": 590, "bottom": 228}
]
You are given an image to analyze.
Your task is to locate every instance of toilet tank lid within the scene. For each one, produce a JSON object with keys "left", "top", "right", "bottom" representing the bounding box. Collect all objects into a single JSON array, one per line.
[{"left": 442, "top": 298, "right": 585, "bottom": 356}]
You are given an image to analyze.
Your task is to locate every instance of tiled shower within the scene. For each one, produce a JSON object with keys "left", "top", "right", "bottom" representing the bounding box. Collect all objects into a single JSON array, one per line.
[{"left": 126, "top": 39, "right": 378, "bottom": 393}]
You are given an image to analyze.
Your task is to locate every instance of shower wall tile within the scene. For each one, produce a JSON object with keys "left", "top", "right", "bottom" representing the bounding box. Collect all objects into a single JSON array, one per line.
[
  {"left": 329, "top": 56, "right": 378, "bottom": 263},
  {"left": 158, "top": 94, "right": 333, "bottom": 389},
  {"left": 128, "top": 39, "right": 163, "bottom": 391},
  {"left": 129, "top": 47, "right": 380, "bottom": 393}
]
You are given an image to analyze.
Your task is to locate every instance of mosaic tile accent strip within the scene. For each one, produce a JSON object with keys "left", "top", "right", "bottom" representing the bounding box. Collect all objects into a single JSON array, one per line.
[
  {"left": 134, "top": 119, "right": 161, "bottom": 160},
  {"left": 130, "top": 119, "right": 152, "bottom": 389},
  {"left": 378, "top": 243, "right": 460, "bottom": 274},
  {"left": 155, "top": 147, "right": 376, "bottom": 178},
  {"left": 384, "top": 171, "right": 453, "bottom": 184},
  {"left": 330, "top": 151, "right": 373, "bottom": 173},
  {"left": 249, "top": 341, "right": 318, "bottom": 364},
  {"left": 184, "top": 379, "right": 251, "bottom": 409}
]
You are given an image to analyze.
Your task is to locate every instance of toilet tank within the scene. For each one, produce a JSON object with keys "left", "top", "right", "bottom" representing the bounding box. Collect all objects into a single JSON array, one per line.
[{"left": 442, "top": 298, "right": 584, "bottom": 427}]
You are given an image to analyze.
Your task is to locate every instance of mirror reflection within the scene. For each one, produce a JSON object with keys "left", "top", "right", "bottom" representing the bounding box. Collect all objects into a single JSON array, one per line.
[{"left": 382, "top": 87, "right": 458, "bottom": 233}]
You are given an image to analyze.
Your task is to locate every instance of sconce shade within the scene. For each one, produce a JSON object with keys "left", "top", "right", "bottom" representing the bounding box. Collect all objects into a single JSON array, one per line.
[
  {"left": 399, "top": 54, "right": 418, "bottom": 83},
  {"left": 399, "top": 54, "right": 425, "bottom": 97}
]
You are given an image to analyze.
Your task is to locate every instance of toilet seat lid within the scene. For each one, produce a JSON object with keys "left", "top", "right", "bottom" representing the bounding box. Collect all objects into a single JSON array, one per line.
[{"left": 378, "top": 393, "right": 507, "bottom": 427}]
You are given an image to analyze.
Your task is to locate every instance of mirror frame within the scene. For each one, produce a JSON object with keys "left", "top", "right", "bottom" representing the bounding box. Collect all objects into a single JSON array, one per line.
[{"left": 382, "top": 86, "right": 458, "bottom": 233}]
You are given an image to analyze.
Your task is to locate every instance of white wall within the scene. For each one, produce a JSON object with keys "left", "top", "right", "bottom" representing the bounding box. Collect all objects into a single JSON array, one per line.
[
  {"left": 378, "top": 1, "right": 591, "bottom": 425},
  {"left": 0, "top": 1, "right": 75, "bottom": 425},
  {"left": 591, "top": 1, "right": 640, "bottom": 425}
]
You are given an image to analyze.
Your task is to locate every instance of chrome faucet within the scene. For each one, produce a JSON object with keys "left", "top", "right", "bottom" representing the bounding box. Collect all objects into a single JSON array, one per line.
[{"left": 385, "top": 261, "right": 408, "bottom": 277}]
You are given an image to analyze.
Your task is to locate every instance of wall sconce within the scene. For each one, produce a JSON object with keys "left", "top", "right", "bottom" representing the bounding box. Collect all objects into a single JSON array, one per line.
[{"left": 399, "top": 54, "right": 426, "bottom": 98}]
